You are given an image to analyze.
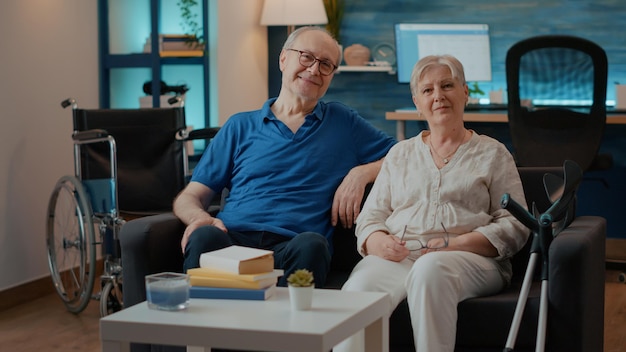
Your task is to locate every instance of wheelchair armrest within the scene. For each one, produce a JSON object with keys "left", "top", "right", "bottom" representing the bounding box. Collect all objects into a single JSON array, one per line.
[
  {"left": 72, "top": 129, "right": 109, "bottom": 141},
  {"left": 187, "top": 127, "right": 220, "bottom": 141},
  {"left": 120, "top": 212, "right": 186, "bottom": 308}
]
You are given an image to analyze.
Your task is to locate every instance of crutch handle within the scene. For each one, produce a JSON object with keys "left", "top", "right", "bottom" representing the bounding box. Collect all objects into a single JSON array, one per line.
[{"left": 501, "top": 193, "right": 538, "bottom": 231}]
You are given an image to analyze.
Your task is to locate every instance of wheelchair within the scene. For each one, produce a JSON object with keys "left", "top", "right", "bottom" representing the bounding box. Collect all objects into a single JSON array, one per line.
[{"left": 46, "top": 97, "right": 218, "bottom": 316}]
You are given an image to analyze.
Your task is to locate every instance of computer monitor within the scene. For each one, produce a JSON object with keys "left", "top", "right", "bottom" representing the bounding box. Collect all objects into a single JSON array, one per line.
[{"left": 394, "top": 23, "right": 492, "bottom": 84}]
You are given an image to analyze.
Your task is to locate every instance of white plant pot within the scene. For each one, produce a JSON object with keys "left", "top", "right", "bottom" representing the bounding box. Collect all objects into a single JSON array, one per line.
[{"left": 288, "top": 285, "right": 313, "bottom": 311}]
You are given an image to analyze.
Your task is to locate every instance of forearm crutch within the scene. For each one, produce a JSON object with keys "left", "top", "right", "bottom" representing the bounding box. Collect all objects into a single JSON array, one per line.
[{"left": 500, "top": 160, "right": 582, "bottom": 352}]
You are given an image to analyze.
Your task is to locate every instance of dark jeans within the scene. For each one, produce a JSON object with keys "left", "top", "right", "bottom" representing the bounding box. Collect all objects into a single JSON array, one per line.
[{"left": 183, "top": 226, "right": 331, "bottom": 287}]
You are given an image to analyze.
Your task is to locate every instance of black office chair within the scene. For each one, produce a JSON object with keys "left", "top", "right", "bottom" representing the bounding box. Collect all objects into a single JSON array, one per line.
[{"left": 505, "top": 35, "right": 612, "bottom": 172}]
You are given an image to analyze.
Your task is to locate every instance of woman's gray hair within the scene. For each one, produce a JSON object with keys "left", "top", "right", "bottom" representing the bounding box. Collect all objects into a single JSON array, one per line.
[
  {"left": 409, "top": 55, "right": 467, "bottom": 97},
  {"left": 282, "top": 26, "right": 343, "bottom": 67}
]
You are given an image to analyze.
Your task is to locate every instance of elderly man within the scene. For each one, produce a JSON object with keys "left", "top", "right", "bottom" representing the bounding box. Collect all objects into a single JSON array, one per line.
[{"left": 173, "top": 26, "right": 396, "bottom": 287}]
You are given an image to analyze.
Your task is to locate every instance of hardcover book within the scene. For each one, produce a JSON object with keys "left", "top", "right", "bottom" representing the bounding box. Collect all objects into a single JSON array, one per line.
[
  {"left": 189, "top": 285, "right": 276, "bottom": 300},
  {"left": 159, "top": 50, "right": 203, "bottom": 57},
  {"left": 187, "top": 268, "right": 284, "bottom": 282},
  {"left": 199, "top": 245, "right": 274, "bottom": 274},
  {"left": 189, "top": 275, "right": 277, "bottom": 290}
]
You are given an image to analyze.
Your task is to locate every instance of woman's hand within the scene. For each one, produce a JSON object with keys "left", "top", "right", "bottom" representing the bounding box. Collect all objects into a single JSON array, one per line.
[{"left": 364, "top": 231, "right": 410, "bottom": 262}]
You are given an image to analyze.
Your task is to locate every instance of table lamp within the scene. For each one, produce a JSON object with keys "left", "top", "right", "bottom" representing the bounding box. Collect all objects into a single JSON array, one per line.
[{"left": 260, "top": 0, "right": 328, "bottom": 34}]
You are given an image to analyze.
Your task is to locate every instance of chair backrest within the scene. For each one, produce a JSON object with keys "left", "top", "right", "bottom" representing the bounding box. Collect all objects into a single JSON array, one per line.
[
  {"left": 73, "top": 107, "right": 187, "bottom": 213},
  {"left": 505, "top": 35, "right": 608, "bottom": 171}
]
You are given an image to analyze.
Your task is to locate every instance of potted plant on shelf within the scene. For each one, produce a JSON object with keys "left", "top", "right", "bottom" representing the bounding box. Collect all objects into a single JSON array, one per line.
[
  {"left": 324, "top": 0, "right": 344, "bottom": 43},
  {"left": 287, "top": 269, "right": 314, "bottom": 311},
  {"left": 177, "top": 0, "right": 204, "bottom": 49}
]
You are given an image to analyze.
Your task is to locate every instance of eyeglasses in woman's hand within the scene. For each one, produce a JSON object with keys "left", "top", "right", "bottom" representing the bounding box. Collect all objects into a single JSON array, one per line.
[{"left": 400, "top": 223, "right": 450, "bottom": 252}]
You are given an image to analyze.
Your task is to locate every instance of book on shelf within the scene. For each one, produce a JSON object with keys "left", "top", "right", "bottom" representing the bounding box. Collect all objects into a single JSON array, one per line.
[
  {"left": 189, "top": 284, "right": 276, "bottom": 300},
  {"left": 199, "top": 245, "right": 274, "bottom": 274},
  {"left": 187, "top": 267, "right": 284, "bottom": 282},
  {"left": 159, "top": 50, "right": 204, "bottom": 58},
  {"left": 189, "top": 275, "right": 277, "bottom": 290},
  {"left": 161, "top": 41, "right": 195, "bottom": 51},
  {"left": 143, "top": 34, "right": 205, "bottom": 57}
]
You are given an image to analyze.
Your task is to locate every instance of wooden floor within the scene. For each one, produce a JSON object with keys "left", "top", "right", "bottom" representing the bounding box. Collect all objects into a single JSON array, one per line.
[{"left": 0, "top": 270, "right": 624, "bottom": 352}]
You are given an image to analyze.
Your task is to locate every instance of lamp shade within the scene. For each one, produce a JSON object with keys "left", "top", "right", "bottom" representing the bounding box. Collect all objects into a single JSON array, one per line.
[{"left": 260, "top": 0, "right": 328, "bottom": 26}]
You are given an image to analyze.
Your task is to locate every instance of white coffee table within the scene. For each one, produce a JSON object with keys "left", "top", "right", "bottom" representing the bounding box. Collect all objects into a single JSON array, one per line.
[{"left": 100, "top": 287, "right": 389, "bottom": 352}]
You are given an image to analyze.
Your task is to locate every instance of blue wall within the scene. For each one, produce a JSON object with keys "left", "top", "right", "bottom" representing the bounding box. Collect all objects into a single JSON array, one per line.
[
  {"left": 325, "top": 0, "right": 626, "bottom": 137},
  {"left": 269, "top": 0, "right": 626, "bottom": 239}
]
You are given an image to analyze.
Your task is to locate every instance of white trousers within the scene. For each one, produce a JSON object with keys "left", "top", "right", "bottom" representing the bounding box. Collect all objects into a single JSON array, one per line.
[{"left": 333, "top": 251, "right": 505, "bottom": 352}]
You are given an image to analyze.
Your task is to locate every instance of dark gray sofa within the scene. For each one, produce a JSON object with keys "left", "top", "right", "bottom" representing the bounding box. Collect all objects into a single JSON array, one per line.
[{"left": 120, "top": 167, "right": 606, "bottom": 352}]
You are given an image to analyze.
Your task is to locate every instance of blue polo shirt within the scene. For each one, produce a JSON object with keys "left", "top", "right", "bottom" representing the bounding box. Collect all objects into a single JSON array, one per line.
[{"left": 191, "top": 98, "right": 396, "bottom": 241}]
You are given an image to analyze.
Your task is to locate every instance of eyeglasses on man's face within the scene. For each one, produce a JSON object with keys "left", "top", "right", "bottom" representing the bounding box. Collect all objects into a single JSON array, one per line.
[
  {"left": 400, "top": 223, "right": 450, "bottom": 251},
  {"left": 287, "top": 49, "right": 337, "bottom": 76}
]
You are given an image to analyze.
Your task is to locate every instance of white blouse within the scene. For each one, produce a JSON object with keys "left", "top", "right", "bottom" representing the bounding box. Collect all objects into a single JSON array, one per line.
[{"left": 356, "top": 130, "right": 530, "bottom": 279}]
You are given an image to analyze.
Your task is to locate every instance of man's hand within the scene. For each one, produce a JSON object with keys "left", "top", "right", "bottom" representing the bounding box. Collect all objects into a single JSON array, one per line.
[
  {"left": 173, "top": 181, "right": 224, "bottom": 253},
  {"left": 364, "top": 231, "right": 409, "bottom": 262},
  {"left": 180, "top": 217, "right": 227, "bottom": 253},
  {"left": 331, "top": 160, "right": 384, "bottom": 228},
  {"left": 331, "top": 172, "right": 366, "bottom": 228}
]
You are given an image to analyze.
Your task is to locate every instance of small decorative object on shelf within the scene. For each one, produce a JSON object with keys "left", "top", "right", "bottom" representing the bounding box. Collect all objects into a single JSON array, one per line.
[
  {"left": 343, "top": 44, "right": 371, "bottom": 66},
  {"left": 372, "top": 42, "right": 396, "bottom": 67},
  {"left": 489, "top": 89, "right": 504, "bottom": 104},
  {"left": 287, "top": 269, "right": 314, "bottom": 311},
  {"left": 616, "top": 83, "right": 626, "bottom": 109}
]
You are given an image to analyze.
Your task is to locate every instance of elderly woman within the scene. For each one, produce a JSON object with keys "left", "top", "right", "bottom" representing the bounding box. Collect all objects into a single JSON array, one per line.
[{"left": 334, "top": 55, "right": 529, "bottom": 352}]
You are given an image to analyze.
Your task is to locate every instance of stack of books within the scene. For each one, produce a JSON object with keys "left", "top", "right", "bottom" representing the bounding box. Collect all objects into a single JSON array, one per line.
[
  {"left": 143, "top": 34, "right": 205, "bottom": 58},
  {"left": 188, "top": 245, "right": 283, "bottom": 300}
]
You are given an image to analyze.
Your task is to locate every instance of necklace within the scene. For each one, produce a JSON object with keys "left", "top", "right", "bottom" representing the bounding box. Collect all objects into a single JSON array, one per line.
[{"left": 428, "top": 135, "right": 462, "bottom": 164}]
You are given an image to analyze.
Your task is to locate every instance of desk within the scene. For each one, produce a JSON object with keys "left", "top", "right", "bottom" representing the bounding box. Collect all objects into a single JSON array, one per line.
[
  {"left": 100, "top": 288, "right": 389, "bottom": 352},
  {"left": 386, "top": 109, "right": 626, "bottom": 140}
]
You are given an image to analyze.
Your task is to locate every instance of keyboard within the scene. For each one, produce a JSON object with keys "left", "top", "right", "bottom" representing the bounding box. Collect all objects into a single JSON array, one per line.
[{"left": 465, "top": 104, "right": 508, "bottom": 111}]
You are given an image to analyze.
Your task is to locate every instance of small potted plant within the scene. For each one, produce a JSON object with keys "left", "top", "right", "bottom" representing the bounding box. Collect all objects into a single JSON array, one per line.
[
  {"left": 287, "top": 269, "right": 314, "bottom": 311},
  {"left": 177, "top": 0, "right": 204, "bottom": 49},
  {"left": 468, "top": 82, "right": 485, "bottom": 104}
]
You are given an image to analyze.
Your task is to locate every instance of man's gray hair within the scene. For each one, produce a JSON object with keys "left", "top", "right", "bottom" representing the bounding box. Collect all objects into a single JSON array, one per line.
[{"left": 282, "top": 26, "right": 343, "bottom": 67}]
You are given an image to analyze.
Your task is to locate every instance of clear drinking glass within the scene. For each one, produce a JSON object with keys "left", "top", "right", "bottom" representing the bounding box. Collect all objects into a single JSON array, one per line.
[{"left": 145, "top": 272, "right": 190, "bottom": 311}]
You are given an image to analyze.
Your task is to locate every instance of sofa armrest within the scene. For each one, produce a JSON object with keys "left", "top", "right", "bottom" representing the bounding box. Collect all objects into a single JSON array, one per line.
[
  {"left": 546, "top": 215, "right": 606, "bottom": 352},
  {"left": 120, "top": 212, "right": 186, "bottom": 308}
]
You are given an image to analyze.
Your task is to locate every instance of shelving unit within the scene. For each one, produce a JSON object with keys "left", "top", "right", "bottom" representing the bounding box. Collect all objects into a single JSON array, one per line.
[
  {"left": 97, "top": 0, "right": 210, "bottom": 127},
  {"left": 336, "top": 65, "right": 395, "bottom": 74}
]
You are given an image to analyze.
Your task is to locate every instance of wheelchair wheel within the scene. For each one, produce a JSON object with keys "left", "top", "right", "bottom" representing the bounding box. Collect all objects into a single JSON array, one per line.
[
  {"left": 99, "top": 280, "right": 123, "bottom": 316},
  {"left": 46, "top": 175, "right": 97, "bottom": 314}
]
